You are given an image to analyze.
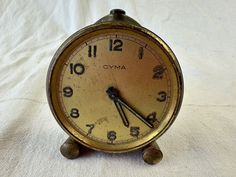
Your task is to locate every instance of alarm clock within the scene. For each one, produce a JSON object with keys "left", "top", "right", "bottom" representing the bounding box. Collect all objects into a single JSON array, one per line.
[{"left": 46, "top": 9, "right": 183, "bottom": 165}]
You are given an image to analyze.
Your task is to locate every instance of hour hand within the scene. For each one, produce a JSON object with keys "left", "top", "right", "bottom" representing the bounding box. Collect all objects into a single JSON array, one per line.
[
  {"left": 106, "top": 87, "right": 129, "bottom": 127},
  {"left": 114, "top": 101, "right": 129, "bottom": 127}
]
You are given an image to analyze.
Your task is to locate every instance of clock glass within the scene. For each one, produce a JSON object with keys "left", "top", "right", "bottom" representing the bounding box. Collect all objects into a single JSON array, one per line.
[{"left": 47, "top": 25, "right": 183, "bottom": 152}]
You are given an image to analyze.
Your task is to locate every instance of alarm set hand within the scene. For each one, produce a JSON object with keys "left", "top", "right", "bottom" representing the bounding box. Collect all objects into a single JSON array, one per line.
[{"left": 106, "top": 87, "right": 154, "bottom": 128}]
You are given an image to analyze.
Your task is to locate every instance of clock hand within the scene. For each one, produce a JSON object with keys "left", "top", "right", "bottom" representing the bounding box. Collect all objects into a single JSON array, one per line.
[
  {"left": 106, "top": 87, "right": 129, "bottom": 127},
  {"left": 114, "top": 101, "right": 129, "bottom": 127},
  {"left": 116, "top": 97, "right": 154, "bottom": 128},
  {"left": 106, "top": 87, "right": 154, "bottom": 128}
]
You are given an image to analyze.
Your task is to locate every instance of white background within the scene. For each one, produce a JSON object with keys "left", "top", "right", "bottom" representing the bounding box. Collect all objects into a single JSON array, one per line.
[{"left": 0, "top": 0, "right": 235, "bottom": 176}]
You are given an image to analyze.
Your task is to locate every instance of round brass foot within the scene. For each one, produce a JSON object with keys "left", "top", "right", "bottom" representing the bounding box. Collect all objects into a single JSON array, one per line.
[
  {"left": 142, "top": 141, "right": 163, "bottom": 165},
  {"left": 60, "top": 137, "right": 80, "bottom": 159}
]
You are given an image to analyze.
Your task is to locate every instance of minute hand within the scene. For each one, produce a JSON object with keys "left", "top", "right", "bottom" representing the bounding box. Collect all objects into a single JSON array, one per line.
[{"left": 116, "top": 97, "right": 154, "bottom": 128}]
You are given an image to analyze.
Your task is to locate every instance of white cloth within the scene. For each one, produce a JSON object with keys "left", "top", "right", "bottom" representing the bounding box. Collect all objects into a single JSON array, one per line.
[{"left": 0, "top": 0, "right": 235, "bottom": 177}]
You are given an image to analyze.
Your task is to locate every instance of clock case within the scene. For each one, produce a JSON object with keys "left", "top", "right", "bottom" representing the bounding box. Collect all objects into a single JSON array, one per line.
[{"left": 47, "top": 9, "right": 183, "bottom": 165}]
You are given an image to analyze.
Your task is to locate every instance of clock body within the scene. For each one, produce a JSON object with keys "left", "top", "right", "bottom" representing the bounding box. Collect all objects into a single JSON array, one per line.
[{"left": 47, "top": 11, "right": 183, "bottom": 153}]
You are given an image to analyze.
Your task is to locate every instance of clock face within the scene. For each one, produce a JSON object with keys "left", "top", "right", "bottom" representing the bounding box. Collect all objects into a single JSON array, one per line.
[{"left": 47, "top": 25, "right": 183, "bottom": 152}]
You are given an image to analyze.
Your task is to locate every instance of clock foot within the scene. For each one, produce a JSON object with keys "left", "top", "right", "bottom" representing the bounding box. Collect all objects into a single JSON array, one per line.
[
  {"left": 142, "top": 141, "right": 163, "bottom": 165},
  {"left": 60, "top": 137, "right": 80, "bottom": 159}
]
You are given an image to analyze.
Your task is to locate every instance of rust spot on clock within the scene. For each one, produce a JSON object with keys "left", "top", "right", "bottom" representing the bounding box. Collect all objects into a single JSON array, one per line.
[{"left": 95, "top": 117, "right": 109, "bottom": 125}]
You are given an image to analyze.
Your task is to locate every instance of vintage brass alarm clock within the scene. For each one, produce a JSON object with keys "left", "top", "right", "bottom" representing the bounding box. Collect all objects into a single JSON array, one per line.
[{"left": 47, "top": 9, "right": 183, "bottom": 165}]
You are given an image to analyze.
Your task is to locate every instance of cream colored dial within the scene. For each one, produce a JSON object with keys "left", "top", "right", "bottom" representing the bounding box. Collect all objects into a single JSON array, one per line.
[{"left": 48, "top": 26, "right": 183, "bottom": 152}]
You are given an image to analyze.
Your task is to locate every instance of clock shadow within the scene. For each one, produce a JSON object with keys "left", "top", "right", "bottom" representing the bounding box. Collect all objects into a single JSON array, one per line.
[{"left": 79, "top": 145, "right": 144, "bottom": 165}]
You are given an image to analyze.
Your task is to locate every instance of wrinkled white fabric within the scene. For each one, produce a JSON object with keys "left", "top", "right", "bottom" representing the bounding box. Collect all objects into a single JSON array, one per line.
[{"left": 0, "top": 0, "right": 235, "bottom": 177}]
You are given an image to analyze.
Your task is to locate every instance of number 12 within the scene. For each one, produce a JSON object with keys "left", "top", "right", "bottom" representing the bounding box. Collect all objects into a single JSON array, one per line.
[{"left": 109, "top": 39, "right": 123, "bottom": 51}]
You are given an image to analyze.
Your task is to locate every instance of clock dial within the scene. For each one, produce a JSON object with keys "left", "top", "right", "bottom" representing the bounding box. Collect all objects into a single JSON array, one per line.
[{"left": 48, "top": 26, "right": 183, "bottom": 152}]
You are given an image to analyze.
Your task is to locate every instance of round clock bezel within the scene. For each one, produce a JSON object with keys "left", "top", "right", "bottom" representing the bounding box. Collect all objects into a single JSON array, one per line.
[{"left": 47, "top": 22, "right": 184, "bottom": 153}]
